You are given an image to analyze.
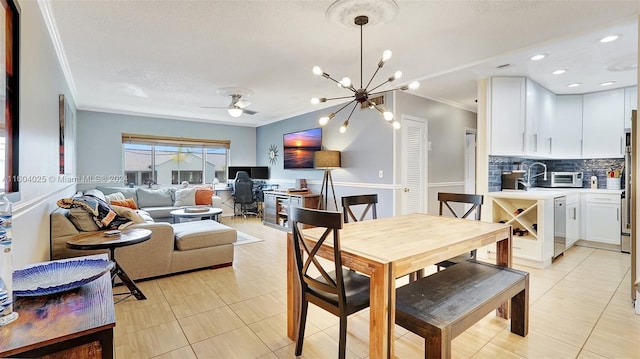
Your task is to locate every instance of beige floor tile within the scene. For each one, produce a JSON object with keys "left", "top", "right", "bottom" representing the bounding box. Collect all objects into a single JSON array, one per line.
[
  {"left": 178, "top": 305, "right": 246, "bottom": 343},
  {"left": 582, "top": 324, "right": 640, "bottom": 358},
  {"left": 151, "top": 345, "right": 197, "bottom": 359},
  {"left": 190, "top": 326, "right": 272, "bottom": 358},
  {"left": 489, "top": 328, "right": 581, "bottom": 358},
  {"left": 115, "top": 320, "right": 189, "bottom": 359},
  {"left": 576, "top": 349, "right": 610, "bottom": 358},
  {"left": 114, "top": 300, "right": 177, "bottom": 337},
  {"left": 471, "top": 342, "right": 526, "bottom": 359},
  {"left": 324, "top": 313, "right": 371, "bottom": 358},
  {"left": 157, "top": 271, "right": 210, "bottom": 303},
  {"left": 209, "top": 278, "right": 269, "bottom": 304},
  {"left": 529, "top": 307, "right": 593, "bottom": 348},
  {"left": 114, "top": 279, "right": 168, "bottom": 314},
  {"left": 168, "top": 290, "right": 227, "bottom": 319},
  {"left": 272, "top": 331, "right": 361, "bottom": 359},
  {"left": 249, "top": 312, "right": 314, "bottom": 351},
  {"left": 229, "top": 292, "right": 286, "bottom": 324}
]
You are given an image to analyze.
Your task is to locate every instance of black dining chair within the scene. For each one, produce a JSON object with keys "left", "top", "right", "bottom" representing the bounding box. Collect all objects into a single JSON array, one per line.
[
  {"left": 435, "top": 192, "right": 484, "bottom": 270},
  {"left": 341, "top": 194, "right": 378, "bottom": 223},
  {"left": 290, "top": 207, "right": 371, "bottom": 359}
]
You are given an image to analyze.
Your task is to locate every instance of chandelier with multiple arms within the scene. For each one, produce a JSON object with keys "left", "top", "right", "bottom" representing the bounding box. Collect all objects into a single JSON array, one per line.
[{"left": 311, "top": 15, "right": 420, "bottom": 133}]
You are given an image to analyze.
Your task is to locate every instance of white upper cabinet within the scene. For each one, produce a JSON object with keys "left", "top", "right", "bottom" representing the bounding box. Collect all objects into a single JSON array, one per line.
[
  {"left": 624, "top": 86, "right": 637, "bottom": 129},
  {"left": 552, "top": 95, "right": 583, "bottom": 158},
  {"left": 490, "top": 77, "right": 526, "bottom": 156},
  {"left": 529, "top": 80, "right": 555, "bottom": 156},
  {"left": 582, "top": 88, "right": 625, "bottom": 158}
]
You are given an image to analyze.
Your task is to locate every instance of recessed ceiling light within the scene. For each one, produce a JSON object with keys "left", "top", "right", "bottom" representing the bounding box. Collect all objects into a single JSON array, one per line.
[
  {"left": 530, "top": 54, "right": 546, "bottom": 61},
  {"left": 600, "top": 35, "right": 620, "bottom": 43},
  {"left": 600, "top": 81, "right": 616, "bottom": 86},
  {"left": 552, "top": 69, "right": 566, "bottom": 75},
  {"left": 568, "top": 83, "right": 582, "bottom": 88}
]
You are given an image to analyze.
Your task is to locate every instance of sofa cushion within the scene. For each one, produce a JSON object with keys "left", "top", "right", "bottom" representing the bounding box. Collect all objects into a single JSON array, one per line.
[
  {"left": 97, "top": 186, "right": 138, "bottom": 202},
  {"left": 174, "top": 188, "right": 196, "bottom": 207},
  {"left": 195, "top": 189, "right": 214, "bottom": 205},
  {"left": 111, "top": 205, "right": 146, "bottom": 224},
  {"left": 105, "top": 192, "right": 126, "bottom": 202},
  {"left": 68, "top": 207, "right": 100, "bottom": 231},
  {"left": 141, "top": 206, "right": 177, "bottom": 219},
  {"left": 137, "top": 187, "right": 174, "bottom": 208},
  {"left": 172, "top": 220, "right": 237, "bottom": 251},
  {"left": 111, "top": 198, "right": 138, "bottom": 209}
]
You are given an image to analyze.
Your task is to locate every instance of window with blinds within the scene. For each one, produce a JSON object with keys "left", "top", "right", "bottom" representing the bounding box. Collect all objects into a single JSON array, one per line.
[{"left": 121, "top": 133, "right": 230, "bottom": 186}]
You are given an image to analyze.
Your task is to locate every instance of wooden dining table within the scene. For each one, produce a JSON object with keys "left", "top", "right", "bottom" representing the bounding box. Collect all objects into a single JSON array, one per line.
[{"left": 286, "top": 213, "right": 512, "bottom": 359}]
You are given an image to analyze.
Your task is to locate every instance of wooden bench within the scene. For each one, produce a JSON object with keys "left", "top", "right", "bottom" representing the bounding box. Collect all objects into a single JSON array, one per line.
[{"left": 395, "top": 260, "right": 529, "bottom": 359}]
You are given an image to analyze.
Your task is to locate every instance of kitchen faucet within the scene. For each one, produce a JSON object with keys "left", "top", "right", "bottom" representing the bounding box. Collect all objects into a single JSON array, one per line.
[{"left": 527, "top": 162, "right": 547, "bottom": 187}]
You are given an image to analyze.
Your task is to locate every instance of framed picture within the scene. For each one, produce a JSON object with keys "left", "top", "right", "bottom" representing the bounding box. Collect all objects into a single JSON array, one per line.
[
  {"left": 2, "top": 0, "right": 20, "bottom": 199},
  {"left": 58, "top": 94, "right": 75, "bottom": 174}
]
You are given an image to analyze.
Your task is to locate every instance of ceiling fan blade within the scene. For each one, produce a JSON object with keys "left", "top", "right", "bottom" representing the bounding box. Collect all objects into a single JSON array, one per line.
[
  {"left": 242, "top": 109, "right": 257, "bottom": 115},
  {"left": 235, "top": 99, "right": 251, "bottom": 108}
]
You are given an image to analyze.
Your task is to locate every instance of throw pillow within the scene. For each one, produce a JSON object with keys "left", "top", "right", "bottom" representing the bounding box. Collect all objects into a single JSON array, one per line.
[
  {"left": 105, "top": 192, "right": 126, "bottom": 202},
  {"left": 84, "top": 189, "right": 107, "bottom": 202},
  {"left": 136, "top": 187, "right": 173, "bottom": 207},
  {"left": 67, "top": 207, "right": 100, "bottom": 231},
  {"left": 96, "top": 186, "right": 138, "bottom": 202},
  {"left": 195, "top": 189, "right": 214, "bottom": 205},
  {"left": 174, "top": 188, "right": 196, "bottom": 207},
  {"left": 110, "top": 198, "right": 138, "bottom": 209},
  {"left": 111, "top": 205, "right": 145, "bottom": 223}
]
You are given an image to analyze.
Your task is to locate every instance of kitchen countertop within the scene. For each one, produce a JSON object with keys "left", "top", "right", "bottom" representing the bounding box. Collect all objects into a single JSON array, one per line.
[{"left": 489, "top": 188, "right": 623, "bottom": 199}]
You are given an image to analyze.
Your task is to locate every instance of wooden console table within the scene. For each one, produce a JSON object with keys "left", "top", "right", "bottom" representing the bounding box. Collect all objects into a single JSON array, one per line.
[
  {"left": 0, "top": 255, "right": 115, "bottom": 358},
  {"left": 263, "top": 190, "right": 320, "bottom": 230}
]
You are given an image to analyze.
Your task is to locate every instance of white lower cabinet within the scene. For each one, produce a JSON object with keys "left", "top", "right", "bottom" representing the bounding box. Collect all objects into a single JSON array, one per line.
[
  {"left": 584, "top": 193, "right": 620, "bottom": 245},
  {"left": 566, "top": 194, "right": 580, "bottom": 247}
]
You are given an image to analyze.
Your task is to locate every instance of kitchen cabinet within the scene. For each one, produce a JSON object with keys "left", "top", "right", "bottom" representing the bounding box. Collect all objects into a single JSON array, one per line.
[
  {"left": 582, "top": 88, "right": 625, "bottom": 158},
  {"left": 490, "top": 77, "right": 526, "bottom": 156},
  {"left": 552, "top": 95, "right": 583, "bottom": 158},
  {"left": 488, "top": 192, "right": 555, "bottom": 268},
  {"left": 528, "top": 80, "right": 555, "bottom": 156},
  {"left": 584, "top": 193, "right": 620, "bottom": 245},
  {"left": 625, "top": 86, "right": 637, "bottom": 129}
]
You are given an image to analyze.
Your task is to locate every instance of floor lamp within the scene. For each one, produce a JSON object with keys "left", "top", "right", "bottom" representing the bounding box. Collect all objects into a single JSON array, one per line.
[{"left": 314, "top": 150, "right": 341, "bottom": 210}]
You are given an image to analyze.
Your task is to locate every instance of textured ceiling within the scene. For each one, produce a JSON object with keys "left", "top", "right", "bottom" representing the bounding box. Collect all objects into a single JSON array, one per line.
[{"left": 43, "top": 0, "right": 639, "bottom": 127}]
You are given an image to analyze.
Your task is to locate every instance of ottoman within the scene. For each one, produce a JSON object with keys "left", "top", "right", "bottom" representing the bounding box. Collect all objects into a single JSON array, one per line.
[{"left": 170, "top": 220, "right": 237, "bottom": 272}]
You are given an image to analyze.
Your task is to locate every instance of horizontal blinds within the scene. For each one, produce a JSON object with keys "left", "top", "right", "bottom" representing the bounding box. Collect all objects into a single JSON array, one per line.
[{"left": 121, "top": 133, "right": 230, "bottom": 149}]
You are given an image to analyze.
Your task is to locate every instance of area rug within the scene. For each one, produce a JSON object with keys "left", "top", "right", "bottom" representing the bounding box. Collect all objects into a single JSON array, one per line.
[{"left": 234, "top": 231, "right": 264, "bottom": 245}]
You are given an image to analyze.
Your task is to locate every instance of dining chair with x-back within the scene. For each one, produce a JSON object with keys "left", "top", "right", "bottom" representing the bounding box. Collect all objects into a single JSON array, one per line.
[
  {"left": 341, "top": 194, "right": 378, "bottom": 223},
  {"left": 435, "top": 192, "right": 484, "bottom": 270},
  {"left": 290, "top": 207, "right": 371, "bottom": 359}
]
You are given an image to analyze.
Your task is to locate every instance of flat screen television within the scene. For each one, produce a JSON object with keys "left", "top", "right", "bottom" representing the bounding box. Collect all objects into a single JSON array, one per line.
[
  {"left": 283, "top": 127, "right": 322, "bottom": 169},
  {"left": 251, "top": 166, "right": 269, "bottom": 179}
]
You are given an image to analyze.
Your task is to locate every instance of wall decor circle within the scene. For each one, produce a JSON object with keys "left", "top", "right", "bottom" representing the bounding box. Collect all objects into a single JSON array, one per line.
[{"left": 268, "top": 144, "right": 279, "bottom": 165}]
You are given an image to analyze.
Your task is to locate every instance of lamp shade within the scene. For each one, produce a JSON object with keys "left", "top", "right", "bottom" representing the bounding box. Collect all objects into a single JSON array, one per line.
[{"left": 314, "top": 150, "right": 341, "bottom": 169}]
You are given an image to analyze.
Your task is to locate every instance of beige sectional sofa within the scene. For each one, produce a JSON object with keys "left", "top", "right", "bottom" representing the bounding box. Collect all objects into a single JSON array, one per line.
[{"left": 50, "top": 186, "right": 236, "bottom": 281}]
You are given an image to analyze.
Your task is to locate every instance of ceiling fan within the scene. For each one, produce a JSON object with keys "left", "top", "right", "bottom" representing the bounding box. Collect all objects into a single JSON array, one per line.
[{"left": 202, "top": 87, "right": 257, "bottom": 117}]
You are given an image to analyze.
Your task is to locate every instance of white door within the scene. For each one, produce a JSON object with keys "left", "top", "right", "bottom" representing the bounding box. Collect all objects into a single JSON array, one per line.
[{"left": 401, "top": 116, "right": 427, "bottom": 214}]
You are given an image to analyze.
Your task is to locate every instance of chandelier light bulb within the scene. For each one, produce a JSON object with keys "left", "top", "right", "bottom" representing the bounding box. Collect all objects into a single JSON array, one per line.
[
  {"left": 382, "top": 50, "right": 392, "bottom": 61},
  {"left": 340, "top": 77, "right": 352, "bottom": 88},
  {"left": 311, "top": 97, "right": 320, "bottom": 105},
  {"left": 394, "top": 71, "right": 402, "bottom": 79},
  {"left": 383, "top": 111, "right": 394, "bottom": 121},
  {"left": 392, "top": 121, "right": 401, "bottom": 129},
  {"left": 339, "top": 124, "right": 347, "bottom": 134},
  {"left": 319, "top": 116, "right": 329, "bottom": 126},
  {"left": 312, "top": 66, "right": 323, "bottom": 75},
  {"left": 408, "top": 81, "right": 420, "bottom": 90},
  {"left": 228, "top": 108, "right": 243, "bottom": 117}
]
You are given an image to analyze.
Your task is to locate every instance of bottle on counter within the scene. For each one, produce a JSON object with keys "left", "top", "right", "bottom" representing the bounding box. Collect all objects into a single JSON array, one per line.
[{"left": 0, "top": 192, "right": 18, "bottom": 326}]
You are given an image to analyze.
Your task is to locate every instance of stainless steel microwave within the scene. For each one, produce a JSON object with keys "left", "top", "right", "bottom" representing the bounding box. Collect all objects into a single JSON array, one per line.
[{"left": 539, "top": 172, "right": 583, "bottom": 188}]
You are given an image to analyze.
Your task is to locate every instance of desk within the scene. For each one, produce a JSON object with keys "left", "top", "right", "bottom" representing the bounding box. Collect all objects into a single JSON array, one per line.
[
  {"left": 286, "top": 213, "right": 512, "bottom": 359},
  {"left": 67, "top": 228, "right": 152, "bottom": 303},
  {"left": 0, "top": 255, "right": 115, "bottom": 358}
]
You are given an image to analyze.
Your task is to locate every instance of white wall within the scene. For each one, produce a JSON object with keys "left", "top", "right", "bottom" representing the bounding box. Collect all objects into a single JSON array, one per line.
[{"left": 12, "top": 0, "right": 79, "bottom": 267}]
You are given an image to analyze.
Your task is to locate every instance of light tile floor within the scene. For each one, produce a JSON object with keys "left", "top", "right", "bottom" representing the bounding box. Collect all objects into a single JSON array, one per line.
[{"left": 113, "top": 217, "right": 640, "bottom": 358}]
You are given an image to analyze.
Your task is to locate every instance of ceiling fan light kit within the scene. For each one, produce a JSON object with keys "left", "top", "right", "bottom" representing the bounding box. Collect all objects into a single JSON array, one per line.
[
  {"left": 201, "top": 87, "right": 258, "bottom": 118},
  {"left": 311, "top": 1, "right": 419, "bottom": 133}
]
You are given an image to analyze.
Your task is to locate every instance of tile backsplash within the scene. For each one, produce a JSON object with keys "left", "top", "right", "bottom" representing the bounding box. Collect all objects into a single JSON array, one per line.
[{"left": 489, "top": 156, "right": 624, "bottom": 192}]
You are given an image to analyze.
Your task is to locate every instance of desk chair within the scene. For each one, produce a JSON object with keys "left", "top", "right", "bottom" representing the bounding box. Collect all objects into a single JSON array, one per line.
[
  {"left": 290, "top": 207, "right": 370, "bottom": 359},
  {"left": 341, "top": 194, "right": 378, "bottom": 223},
  {"left": 232, "top": 171, "right": 257, "bottom": 218},
  {"left": 436, "top": 192, "right": 484, "bottom": 270}
]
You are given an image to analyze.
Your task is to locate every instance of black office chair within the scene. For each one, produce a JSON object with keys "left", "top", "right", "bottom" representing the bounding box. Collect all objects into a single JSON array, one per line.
[
  {"left": 435, "top": 192, "right": 484, "bottom": 270},
  {"left": 290, "top": 207, "right": 370, "bottom": 359},
  {"left": 341, "top": 194, "right": 378, "bottom": 223},
  {"left": 232, "top": 171, "right": 257, "bottom": 218}
]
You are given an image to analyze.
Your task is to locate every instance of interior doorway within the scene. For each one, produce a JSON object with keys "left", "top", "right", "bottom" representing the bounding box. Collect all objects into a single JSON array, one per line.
[
  {"left": 400, "top": 115, "right": 428, "bottom": 214},
  {"left": 465, "top": 129, "right": 477, "bottom": 194}
]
